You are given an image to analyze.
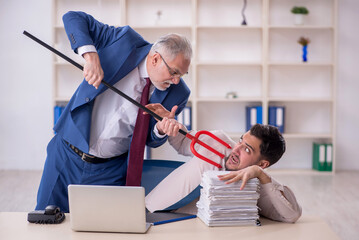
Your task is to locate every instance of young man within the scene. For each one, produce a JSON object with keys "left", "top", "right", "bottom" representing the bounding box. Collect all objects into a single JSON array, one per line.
[
  {"left": 35, "top": 11, "right": 192, "bottom": 212},
  {"left": 144, "top": 105, "right": 301, "bottom": 223}
]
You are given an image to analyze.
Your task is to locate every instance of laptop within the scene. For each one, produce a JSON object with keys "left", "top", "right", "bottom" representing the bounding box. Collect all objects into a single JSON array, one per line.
[{"left": 68, "top": 185, "right": 151, "bottom": 233}]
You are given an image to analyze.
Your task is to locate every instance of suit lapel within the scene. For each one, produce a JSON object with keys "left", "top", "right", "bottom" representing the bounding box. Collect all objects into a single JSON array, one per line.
[{"left": 149, "top": 88, "right": 170, "bottom": 105}]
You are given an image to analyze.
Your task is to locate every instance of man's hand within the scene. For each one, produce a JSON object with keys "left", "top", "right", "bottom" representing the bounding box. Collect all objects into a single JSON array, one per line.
[
  {"left": 83, "top": 52, "right": 104, "bottom": 89},
  {"left": 145, "top": 103, "right": 183, "bottom": 136},
  {"left": 217, "top": 165, "right": 271, "bottom": 190},
  {"left": 145, "top": 103, "right": 177, "bottom": 120}
]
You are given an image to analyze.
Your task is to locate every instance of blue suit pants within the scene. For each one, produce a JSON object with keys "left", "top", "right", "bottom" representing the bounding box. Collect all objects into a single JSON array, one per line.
[{"left": 35, "top": 134, "right": 128, "bottom": 212}]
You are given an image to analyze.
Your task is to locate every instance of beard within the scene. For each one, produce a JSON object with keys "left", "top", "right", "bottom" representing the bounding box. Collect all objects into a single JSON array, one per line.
[{"left": 152, "top": 80, "right": 173, "bottom": 91}]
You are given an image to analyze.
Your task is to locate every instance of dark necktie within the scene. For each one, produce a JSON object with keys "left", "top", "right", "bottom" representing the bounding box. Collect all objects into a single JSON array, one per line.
[{"left": 126, "top": 78, "right": 151, "bottom": 186}]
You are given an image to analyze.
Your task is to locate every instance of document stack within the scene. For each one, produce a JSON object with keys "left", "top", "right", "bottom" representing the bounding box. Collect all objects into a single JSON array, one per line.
[{"left": 197, "top": 171, "right": 260, "bottom": 227}]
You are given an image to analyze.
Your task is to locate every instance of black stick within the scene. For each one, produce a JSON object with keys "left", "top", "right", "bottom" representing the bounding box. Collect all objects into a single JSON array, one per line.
[
  {"left": 23, "top": 30, "right": 188, "bottom": 136},
  {"left": 23, "top": 31, "right": 165, "bottom": 120}
]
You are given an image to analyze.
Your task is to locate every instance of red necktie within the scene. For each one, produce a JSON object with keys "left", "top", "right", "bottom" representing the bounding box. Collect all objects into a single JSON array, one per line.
[{"left": 126, "top": 78, "right": 151, "bottom": 186}]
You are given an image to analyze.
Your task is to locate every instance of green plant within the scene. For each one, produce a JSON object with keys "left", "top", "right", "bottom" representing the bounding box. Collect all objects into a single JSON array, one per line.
[
  {"left": 291, "top": 6, "right": 309, "bottom": 15},
  {"left": 298, "top": 37, "right": 310, "bottom": 46}
]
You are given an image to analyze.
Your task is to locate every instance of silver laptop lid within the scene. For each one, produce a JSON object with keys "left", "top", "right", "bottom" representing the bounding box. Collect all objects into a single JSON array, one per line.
[{"left": 68, "top": 185, "right": 150, "bottom": 233}]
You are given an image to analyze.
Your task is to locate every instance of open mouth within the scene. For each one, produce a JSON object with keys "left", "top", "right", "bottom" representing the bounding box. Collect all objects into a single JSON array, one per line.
[{"left": 230, "top": 153, "right": 240, "bottom": 165}]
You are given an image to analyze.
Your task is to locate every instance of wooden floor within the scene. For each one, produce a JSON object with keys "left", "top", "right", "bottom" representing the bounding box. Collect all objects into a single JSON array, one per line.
[{"left": 1, "top": 169, "right": 358, "bottom": 239}]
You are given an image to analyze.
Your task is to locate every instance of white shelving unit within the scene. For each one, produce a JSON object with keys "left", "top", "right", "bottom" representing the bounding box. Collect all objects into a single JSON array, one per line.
[{"left": 52, "top": 0, "right": 337, "bottom": 171}]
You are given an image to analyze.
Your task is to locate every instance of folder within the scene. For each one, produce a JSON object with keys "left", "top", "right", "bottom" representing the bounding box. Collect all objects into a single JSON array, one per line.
[
  {"left": 246, "top": 106, "right": 262, "bottom": 131},
  {"left": 325, "top": 144, "right": 333, "bottom": 171},
  {"left": 312, "top": 143, "right": 333, "bottom": 171},
  {"left": 144, "top": 146, "right": 151, "bottom": 159},
  {"left": 268, "top": 106, "right": 285, "bottom": 133},
  {"left": 176, "top": 106, "right": 192, "bottom": 130}
]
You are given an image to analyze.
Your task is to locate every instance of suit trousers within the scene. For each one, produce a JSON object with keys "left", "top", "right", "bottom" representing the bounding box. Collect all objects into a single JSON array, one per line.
[{"left": 35, "top": 134, "right": 128, "bottom": 212}]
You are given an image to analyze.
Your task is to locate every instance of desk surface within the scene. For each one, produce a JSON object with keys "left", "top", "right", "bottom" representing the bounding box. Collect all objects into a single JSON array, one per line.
[{"left": 0, "top": 212, "right": 339, "bottom": 240}]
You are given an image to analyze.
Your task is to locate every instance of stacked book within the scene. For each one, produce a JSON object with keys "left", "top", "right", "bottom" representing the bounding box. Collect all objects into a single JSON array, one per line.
[{"left": 197, "top": 171, "right": 260, "bottom": 227}]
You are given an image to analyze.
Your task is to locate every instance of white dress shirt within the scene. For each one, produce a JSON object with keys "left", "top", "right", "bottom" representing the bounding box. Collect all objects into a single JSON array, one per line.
[{"left": 77, "top": 45, "right": 163, "bottom": 158}]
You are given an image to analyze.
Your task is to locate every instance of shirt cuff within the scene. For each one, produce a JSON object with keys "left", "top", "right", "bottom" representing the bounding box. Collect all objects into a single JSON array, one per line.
[
  {"left": 77, "top": 45, "right": 97, "bottom": 57},
  {"left": 153, "top": 125, "right": 166, "bottom": 139}
]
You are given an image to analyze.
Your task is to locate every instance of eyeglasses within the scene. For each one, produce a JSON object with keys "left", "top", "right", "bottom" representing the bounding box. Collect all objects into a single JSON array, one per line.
[{"left": 155, "top": 51, "right": 186, "bottom": 78}]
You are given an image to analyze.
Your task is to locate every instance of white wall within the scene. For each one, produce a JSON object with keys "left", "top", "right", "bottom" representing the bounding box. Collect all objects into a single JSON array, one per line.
[
  {"left": 0, "top": 0, "right": 358, "bottom": 170},
  {"left": 336, "top": 0, "right": 359, "bottom": 170},
  {"left": 0, "top": 0, "right": 53, "bottom": 169}
]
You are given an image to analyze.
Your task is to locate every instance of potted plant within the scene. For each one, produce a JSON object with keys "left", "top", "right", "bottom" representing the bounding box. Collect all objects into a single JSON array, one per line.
[
  {"left": 298, "top": 37, "right": 310, "bottom": 62},
  {"left": 291, "top": 6, "right": 309, "bottom": 25}
]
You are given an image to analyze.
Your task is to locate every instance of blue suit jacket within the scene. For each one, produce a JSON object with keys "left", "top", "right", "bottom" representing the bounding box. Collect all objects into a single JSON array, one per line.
[{"left": 55, "top": 11, "right": 190, "bottom": 154}]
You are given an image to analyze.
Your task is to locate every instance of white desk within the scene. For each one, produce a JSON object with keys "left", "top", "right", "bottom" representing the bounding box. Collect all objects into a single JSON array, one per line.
[{"left": 0, "top": 212, "right": 339, "bottom": 240}]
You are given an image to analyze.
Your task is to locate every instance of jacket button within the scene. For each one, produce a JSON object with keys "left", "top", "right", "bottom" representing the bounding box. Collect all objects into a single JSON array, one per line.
[{"left": 85, "top": 97, "right": 90, "bottom": 102}]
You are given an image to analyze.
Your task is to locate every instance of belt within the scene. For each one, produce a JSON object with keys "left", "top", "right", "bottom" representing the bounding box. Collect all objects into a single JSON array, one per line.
[{"left": 66, "top": 142, "right": 120, "bottom": 164}]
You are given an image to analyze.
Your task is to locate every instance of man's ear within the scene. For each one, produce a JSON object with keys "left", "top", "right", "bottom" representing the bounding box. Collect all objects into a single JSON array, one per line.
[
  {"left": 258, "top": 160, "right": 270, "bottom": 169},
  {"left": 151, "top": 52, "right": 159, "bottom": 66}
]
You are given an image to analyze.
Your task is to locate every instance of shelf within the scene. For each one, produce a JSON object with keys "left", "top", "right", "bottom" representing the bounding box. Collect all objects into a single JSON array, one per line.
[
  {"left": 132, "top": 25, "right": 192, "bottom": 30},
  {"left": 268, "top": 98, "right": 333, "bottom": 103},
  {"left": 197, "top": 61, "right": 262, "bottom": 67},
  {"left": 269, "top": 26, "right": 334, "bottom": 30},
  {"left": 268, "top": 62, "right": 333, "bottom": 67},
  {"left": 55, "top": 61, "right": 85, "bottom": 66},
  {"left": 227, "top": 133, "right": 332, "bottom": 140},
  {"left": 56, "top": 25, "right": 192, "bottom": 30},
  {"left": 52, "top": 0, "right": 337, "bottom": 171},
  {"left": 197, "top": 26, "right": 262, "bottom": 30},
  {"left": 54, "top": 97, "right": 71, "bottom": 102},
  {"left": 197, "top": 97, "right": 263, "bottom": 103},
  {"left": 266, "top": 168, "right": 334, "bottom": 176},
  {"left": 54, "top": 25, "right": 64, "bottom": 29},
  {"left": 283, "top": 133, "right": 332, "bottom": 139}
]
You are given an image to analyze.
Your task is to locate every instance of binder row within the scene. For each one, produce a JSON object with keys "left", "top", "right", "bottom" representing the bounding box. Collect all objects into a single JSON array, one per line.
[
  {"left": 312, "top": 143, "right": 332, "bottom": 171},
  {"left": 56, "top": 106, "right": 333, "bottom": 171},
  {"left": 246, "top": 106, "right": 285, "bottom": 133},
  {"left": 55, "top": 105, "right": 193, "bottom": 126},
  {"left": 176, "top": 106, "right": 192, "bottom": 130},
  {"left": 54, "top": 105, "right": 193, "bottom": 131}
]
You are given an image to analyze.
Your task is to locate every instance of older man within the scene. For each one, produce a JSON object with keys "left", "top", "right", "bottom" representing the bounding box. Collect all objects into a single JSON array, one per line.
[{"left": 36, "top": 11, "right": 192, "bottom": 212}]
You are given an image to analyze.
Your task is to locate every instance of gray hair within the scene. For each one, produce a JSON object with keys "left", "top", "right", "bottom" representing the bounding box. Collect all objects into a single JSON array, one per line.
[{"left": 151, "top": 33, "right": 192, "bottom": 61}]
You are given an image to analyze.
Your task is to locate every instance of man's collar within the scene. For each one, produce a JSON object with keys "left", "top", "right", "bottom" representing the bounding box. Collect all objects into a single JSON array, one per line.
[{"left": 138, "top": 56, "right": 149, "bottom": 79}]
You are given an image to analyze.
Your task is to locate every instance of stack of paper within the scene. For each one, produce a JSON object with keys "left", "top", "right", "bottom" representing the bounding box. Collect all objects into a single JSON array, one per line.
[{"left": 196, "top": 171, "right": 260, "bottom": 227}]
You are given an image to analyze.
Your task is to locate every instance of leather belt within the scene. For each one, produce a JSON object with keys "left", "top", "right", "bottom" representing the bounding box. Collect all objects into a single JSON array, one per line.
[{"left": 66, "top": 141, "right": 120, "bottom": 164}]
